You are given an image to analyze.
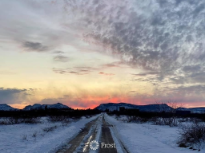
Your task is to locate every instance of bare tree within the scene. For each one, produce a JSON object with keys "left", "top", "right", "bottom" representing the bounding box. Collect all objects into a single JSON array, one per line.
[{"left": 154, "top": 101, "right": 180, "bottom": 127}]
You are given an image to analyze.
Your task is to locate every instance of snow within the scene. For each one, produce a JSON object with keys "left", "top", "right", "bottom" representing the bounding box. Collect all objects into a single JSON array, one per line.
[
  {"left": 109, "top": 125, "right": 124, "bottom": 153},
  {"left": 0, "top": 103, "right": 70, "bottom": 111},
  {"left": 0, "top": 104, "right": 17, "bottom": 111},
  {"left": 177, "top": 107, "right": 205, "bottom": 114},
  {"left": 0, "top": 115, "right": 99, "bottom": 153},
  {"left": 23, "top": 103, "right": 70, "bottom": 110},
  {"left": 1, "top": 113, "right": 204, "bottom": 153},
  {"left": 89, "top": 115, "right": 102, "bottom": 153},
  {"left": 105, "top": 114, "right": 204, "bottom": 153},
  {"left": 96, "top": 103, "right": 172, "bottom": 112}
]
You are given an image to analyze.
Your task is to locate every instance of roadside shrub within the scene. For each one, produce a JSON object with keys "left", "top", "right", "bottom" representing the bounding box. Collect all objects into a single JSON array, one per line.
[
  {"left": 22, "top": 135, "right": 28, "bottom": 141},
  {"left": 126, "top": 116, "right": 150, "bottom": 123},
  {"left": 178, "top": 122, "right": 205, "bottom": 150},
  {"left": 32, "top": 131, "right": 37, "bottom": 138},
  {"left": 178, "top": 118, "right": 190, "bottom": 123},
  {"left": 6, "top": 117, "right": 40, "bottom": 124},
  {"left": 43, "top": 125, "right": 57, "bottom": 132},
  {"left": 0, "top": 118, "right": 9, "bottom": 125},
  {"left": 48, "top": 115, "right": 69, "bottom": 122},
  {"left": 8, "top": 117, "right": 23, "bottom": 124},
  {"left": 23, "top": 117, "right": 41, "bottom": 124},
  {"left": 0, "top": 116, "right": 41, "bottom": 125},
  {"left": 127, "top": 116, "right": 138, "bottom": 122},
  {"left": 153, "top": 117, "right": 178, "bottom": 127}
]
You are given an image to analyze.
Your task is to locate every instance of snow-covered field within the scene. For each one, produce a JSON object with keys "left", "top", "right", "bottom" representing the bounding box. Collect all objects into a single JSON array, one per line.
[
  {"left": 0, "top": 115, "right": 99, "bottom": 153},
  {"left": 1, "top": 113, "right": 204, "bottom": 153},
  {"left": 105, "top": 114, "right": 204, "bottom": 153}
]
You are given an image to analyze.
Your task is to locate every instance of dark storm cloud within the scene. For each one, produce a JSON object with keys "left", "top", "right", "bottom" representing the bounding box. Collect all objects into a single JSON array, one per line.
[
  {"left": 23, "top": 41, "right": 48, "bottom": 52},
  {"left": 0, "top": 88, "right": 31, "bottom": 104},
  {"left": 53, "top": 55, "right": 69, "bottom": 62}
]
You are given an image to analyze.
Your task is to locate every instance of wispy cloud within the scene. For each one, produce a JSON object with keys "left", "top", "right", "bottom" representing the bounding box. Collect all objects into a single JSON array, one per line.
[
  {"left": 53, "top": 68, "right": 89, "bottom": 75},
  {"left": 53, "top": 51, "right": 64, "bottom": 54},
  {"left": 23, "top": 41, "right": 49, "bottom": 52},
  {"left": 131, "top": 72, "right": 159, "bottom": 77},
  {"left": 52, "top": 68, "right": 69, "bottom": 74},
  {"left": 53, "top": 55, "right": 69, "bottom": 62},
  {"left": 53, "top": 65, "right": 101, "bottom": 75},
  {"left": 101, "top": 61, "right": 123, "bottom": 68},
  {"left": 99, "top": 72, "right": 115, "bottom": 76},
  {"left": 1, "top": 0, "right": 205, "bottom": 107},
  {"left": 61, "top": 0, "right": 205, "bottom": 83},
  {"left": 1, "top": 0, "right": 205, "bottom": 82}
]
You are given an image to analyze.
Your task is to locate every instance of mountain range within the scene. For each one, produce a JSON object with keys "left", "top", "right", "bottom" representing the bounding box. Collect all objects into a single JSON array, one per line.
[
  {"left": 95, "top": 103, "right": 173, "bottom": 112},
  {"left": 95, "top": 103, "right": 205, "bottom": 113},
  {"left": 0, "top": 103, "right": 71, "bottom": 111},
  {"left": 0, "top": 104, "right": 17, "bottom": 111},
  {"left": 23, "top": 103, "right": 71, "bottom": 110},
  {"left": 177, "top": 107, "right": 205, "bottom": 114},
  {"left": 0, "top": 102, "right": 205, "bottom": 113}
]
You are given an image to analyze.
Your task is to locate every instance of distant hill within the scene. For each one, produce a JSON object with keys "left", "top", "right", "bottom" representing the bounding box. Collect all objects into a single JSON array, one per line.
[
  {"left": 1, "top": 102, "right": 205, "bottom": 113},
  {"left": 23, "top": 103, "right": 71, "bottom": 110},
  {"left": 177, "top": 107, "right": 205, "bottom": 114},
  {"left": 95, "top": 102, "right": 173, "bottom": 112},
  {"left": 0, "top": 104, "right": 17, "bottom": 111},
  {"left": 0, "top": 103, "right": 71, "bottom": 111}
]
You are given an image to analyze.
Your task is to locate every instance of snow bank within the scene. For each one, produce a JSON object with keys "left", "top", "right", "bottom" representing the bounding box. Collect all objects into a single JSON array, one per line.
[
  {"left": 105, "top": 114, "right": 202, "bottom": 153},
  {"left": 0, "top": 115, "right": 99, "bottom": 153}
]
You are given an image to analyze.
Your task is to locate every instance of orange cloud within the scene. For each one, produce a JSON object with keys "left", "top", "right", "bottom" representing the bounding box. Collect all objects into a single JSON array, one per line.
[{"left": 99, "top": 72, "right": 115, "bottom": 76}]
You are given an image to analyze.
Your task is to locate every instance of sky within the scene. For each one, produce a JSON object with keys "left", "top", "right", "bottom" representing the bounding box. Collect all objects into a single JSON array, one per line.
[{"left": 0, "top": 0, "right": 205, "bottom": 109}]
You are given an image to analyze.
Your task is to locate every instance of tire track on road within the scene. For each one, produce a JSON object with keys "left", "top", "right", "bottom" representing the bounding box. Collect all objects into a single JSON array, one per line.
[
  {"left": 104, "top": 114, "right": 130, "bottom": 153},
  {"left": 56, "top": 117, "right": 100, "bottom": 153},
  {"left": 99, "top": 116, "right": 117, "bottom": 153},
  {"left": 56, "top": 114, "right": 129, "bottom": 153}
]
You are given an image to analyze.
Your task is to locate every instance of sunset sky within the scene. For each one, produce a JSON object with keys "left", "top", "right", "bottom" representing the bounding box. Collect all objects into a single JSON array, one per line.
[{"left": 1, "top": 0, "right": 205, "bottom": 109}]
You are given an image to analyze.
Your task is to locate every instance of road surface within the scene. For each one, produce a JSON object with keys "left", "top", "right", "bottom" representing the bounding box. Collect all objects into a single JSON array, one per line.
[
  {"left": 56, "top": 114, "right": 128, "bottom": 153},
  {"left": 99, "top": 116, "right": 117, "bottom": 153}
]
